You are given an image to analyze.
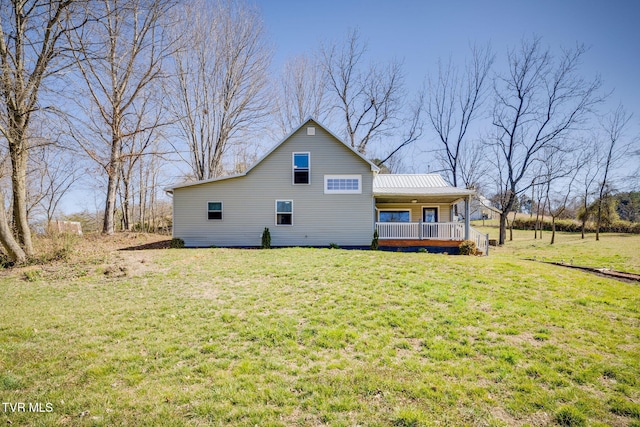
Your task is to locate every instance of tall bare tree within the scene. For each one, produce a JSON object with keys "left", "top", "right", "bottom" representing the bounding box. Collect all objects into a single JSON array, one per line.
[
  {"left": 69, "top": 0, "right": 175, "bottom": 234},
  {"left": 489, "top": 37, "right": 602, "bottom": 245},
  {"left": 167, "top": 0, "right": 271, "bottom": 181},
  {"left": 427, "top": 44, "right": 494, "bottom": 187},
  {"left": 118, "top": 93, "right": 163, "bottom": 231},
  {"left": 0, "top": 0, "right": 85, "bottom": 261},
  {"left": 321, "top": 29, "right": 404, "bottom": 155},
  {"left": 275, "top": 53, "right": 328, "bottom": 135},
  {"left": 594, "top": 105, "right": 633, "bottom": 241}
]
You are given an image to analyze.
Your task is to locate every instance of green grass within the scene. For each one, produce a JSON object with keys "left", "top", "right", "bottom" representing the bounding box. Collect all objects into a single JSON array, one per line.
[
  {"left": 1, "top": 234, "right": 639, "bottom": 426},
  {"left": 475, "top": 224, "right": 640, "bottom": 274}
]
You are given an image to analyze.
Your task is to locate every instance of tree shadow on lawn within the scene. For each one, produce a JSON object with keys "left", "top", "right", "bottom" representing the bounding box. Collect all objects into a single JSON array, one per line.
[{"left": 119, "top": 240, "right": 172, "bottom": 251}]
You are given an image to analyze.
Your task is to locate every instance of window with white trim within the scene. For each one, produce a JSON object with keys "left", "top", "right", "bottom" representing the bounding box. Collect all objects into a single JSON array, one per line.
[
  {"left": 324, "top": 175, "right": 362, "bottom": 194},
  {"left": 378, "top": 210, "right": 410, "bottom": 222},
  {"left": 276, "top": 200, "right": 293, "bottom": 225},
  {"left": 293, "top": 153, "right": 310, "bottom": 184},
  {"left": 207, "top": 201, "right": 223, "bottom": 220}
]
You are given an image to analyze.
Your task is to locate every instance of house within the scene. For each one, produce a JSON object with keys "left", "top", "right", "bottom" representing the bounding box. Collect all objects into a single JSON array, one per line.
[
  {"left": 469, "top": 194, "right": 501, "bottom": 221},
  {"left": 165, "top": 119, "right": 489, "bottom": 254}
]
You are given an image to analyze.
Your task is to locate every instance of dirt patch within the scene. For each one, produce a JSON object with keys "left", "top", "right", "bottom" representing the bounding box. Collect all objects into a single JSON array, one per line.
[{"left": 1, "top": 232, "right": 171, "bottom": 280}]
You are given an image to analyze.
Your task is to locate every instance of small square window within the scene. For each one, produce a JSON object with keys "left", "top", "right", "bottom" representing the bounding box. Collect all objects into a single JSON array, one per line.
[{"left": 207, "top": 201, "right": 223, "bottom": 220}]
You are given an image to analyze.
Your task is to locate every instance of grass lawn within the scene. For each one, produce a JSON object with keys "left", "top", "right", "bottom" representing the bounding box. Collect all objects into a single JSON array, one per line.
[
  {"left": 1, "top": 233, "right": 639, "bottom": 426},
  {"left": 474, "top": 224, "right": 640, "bottom": 275}
]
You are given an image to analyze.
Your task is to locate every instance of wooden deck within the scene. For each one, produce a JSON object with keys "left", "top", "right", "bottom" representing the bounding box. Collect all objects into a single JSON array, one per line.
[{"left": 378, "top": 239, "right": 462, "bottom": 248}]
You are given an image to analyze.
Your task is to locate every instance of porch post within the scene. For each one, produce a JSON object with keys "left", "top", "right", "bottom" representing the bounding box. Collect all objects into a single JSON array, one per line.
[{"left": 464, "top": 195, "right": 470, "bottom": 240}]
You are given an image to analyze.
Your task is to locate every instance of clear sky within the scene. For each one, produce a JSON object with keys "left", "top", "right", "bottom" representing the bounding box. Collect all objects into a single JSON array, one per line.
[{"left": 260, "top": 0, "right": 640, "bottom": 150}]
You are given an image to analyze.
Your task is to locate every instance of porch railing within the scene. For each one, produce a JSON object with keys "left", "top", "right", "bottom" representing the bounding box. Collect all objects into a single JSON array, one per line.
[
  {"left": 469, "top": 226, "right": 489, "bottom": 255},
  {"left": 375, "top": 222, "right": 420, "bottom": 239},
  {"left": 375, "top": 222, "right": 490, "bottom": 255},
  {"left": 375, "top": 222, "right": 464, "bottom": 240}
]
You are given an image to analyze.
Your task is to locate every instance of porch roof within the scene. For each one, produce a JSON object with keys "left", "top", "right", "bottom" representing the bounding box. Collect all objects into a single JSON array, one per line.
[{"left": 373, "top": 174, "right": 475, "bottom": 198}]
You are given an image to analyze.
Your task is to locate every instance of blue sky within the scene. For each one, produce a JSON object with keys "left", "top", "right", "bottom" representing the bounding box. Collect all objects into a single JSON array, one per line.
[
  {"left": 261, "top": 0, "right": 640, "bottom": 139},
  {"left": 59, "top": 0, "right": 640, "bottom": 215}
]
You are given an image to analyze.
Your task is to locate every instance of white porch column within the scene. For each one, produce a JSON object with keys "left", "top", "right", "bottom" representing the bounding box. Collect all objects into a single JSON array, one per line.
[{"left": 464, "top": 195, "right": 470, "bottom": 240}]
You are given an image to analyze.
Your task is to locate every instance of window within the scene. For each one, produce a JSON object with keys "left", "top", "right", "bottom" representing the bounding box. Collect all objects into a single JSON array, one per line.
[
  {"left": 276, "top": 200, "right": 293, "bottom": 225},
  {"left": 207, "top": 201, "right": 223, "bottom": 220},
  {"left": 378, "top": 210, "right": 410, "bottom": 222},
  {"left": 293, "top": 152, "right": 310, "bottom": 184},
  {"left": 324, "top": 175, "right": 362, "bottom": 194}
]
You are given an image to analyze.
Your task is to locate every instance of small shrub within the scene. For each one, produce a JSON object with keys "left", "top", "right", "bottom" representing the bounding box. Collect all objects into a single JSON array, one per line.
[
  {"left": 458, "top": 240, "right": 477, "bottom": 255},
  {"left": 371, "top": 229, "right": 379, "bottom": 250},
  {"left": 555, "top": 405, "right": 586, "bottom": 426},
  {"left": 417, "top": 248, "right": 428, "bottom": 253},
  {"left": 261, "top": 227, "right": 271, "bottom": 249},
  {"left": 170, "top": 238, "right": 185, "bottom": 248},
  {"left": 329, "top": 242, "right": 340, "bottom": 249}
]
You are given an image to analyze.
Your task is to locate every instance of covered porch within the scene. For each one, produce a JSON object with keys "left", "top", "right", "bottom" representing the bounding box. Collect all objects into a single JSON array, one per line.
[{"left": 373, "top": 175, "right": 488, "bottom": 254}]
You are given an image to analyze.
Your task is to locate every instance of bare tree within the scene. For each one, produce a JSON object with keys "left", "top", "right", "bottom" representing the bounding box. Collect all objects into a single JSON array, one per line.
[
  {"left": 167, "top": 0, "right": 271, "bottom": 181},
  {"left": 594, "top": 105, "right": 633, "bottom": 241},
  {"left": 542, "top": 149, "right": 581, "bottom": 244},
  {"left": 115, "top": 88, "right": 166, "bottom": 231},
  {"left": 321, "top": 29, "right": 404, "bottom": 155},
  {"left": 576, "top": 137, "right": 600, "bottom": 239},
  {"left": 68, "top": 0, "right": 175, "bottom": 234},
  {"left": 275, "top": 53, "right": 329, "bottom": 135},
  {"left": 0, "top": 0, "right": 86, "bottom": 261},
  {"left": 427, "top": 44, "right": 494, "bottom": 187},
  {"left": 28, "top": 143, "right": 80, "bottom": 224},
  {"left": 457, "top": 139, "right": 490, "bottom": 191},
  {"left": 374, "top": 88, "right": 425, "bottom": 168},
  {"left": 489, "top": 37, "right": 602, "bottom": 245}
]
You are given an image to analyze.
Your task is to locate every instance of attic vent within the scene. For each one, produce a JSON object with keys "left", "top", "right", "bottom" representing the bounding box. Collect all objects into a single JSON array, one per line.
[{"left": 307, "top": 126, "right": 315, "bottom": 136}]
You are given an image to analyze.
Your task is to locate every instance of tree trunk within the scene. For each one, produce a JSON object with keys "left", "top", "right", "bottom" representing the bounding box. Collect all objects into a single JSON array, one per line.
[
  {"left": 103, "top": 170, "right": 119, "bottom": 235},
  {"left": 8, "top": 130, "right": 34, "bottom": 257},
  {"left": 103, "top": 129, "right": 122, "bottom": 234},
  {"left": 0, "top": 192, "right": 27, "bottom": 263},
  {"left": 509, "top": 211, "right": 516, "bottom": 241},
  {"left": 498, "top": 212, "right": 507, "bottom": 245},
  {"left": 551, "top": 216, "right": 556, "bottom": 245},
  {"left": 121, "top": 175, "right": 131, "bottom": 231},
  {"left": 595, "top": 198, "right": 602, "bottom": 241}
]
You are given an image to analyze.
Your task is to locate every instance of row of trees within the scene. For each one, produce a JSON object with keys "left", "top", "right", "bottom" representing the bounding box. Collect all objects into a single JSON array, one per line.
[{"left": 1, "top": 0, "right": 638, "bottom": 262}]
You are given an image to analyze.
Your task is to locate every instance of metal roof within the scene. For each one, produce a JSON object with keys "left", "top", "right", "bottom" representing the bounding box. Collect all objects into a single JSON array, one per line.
[{"left": 373, "top": 174, "right": 475, "bottom": 197}]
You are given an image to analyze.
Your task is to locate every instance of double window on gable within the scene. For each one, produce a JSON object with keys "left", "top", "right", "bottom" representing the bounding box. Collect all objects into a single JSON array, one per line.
[{"left": 293, "top": 152, "right": 310, "bottom": 184}]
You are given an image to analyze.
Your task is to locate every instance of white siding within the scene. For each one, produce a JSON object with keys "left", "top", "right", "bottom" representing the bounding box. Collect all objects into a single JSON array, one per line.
[{"left": 173, "top": 122, "right": 375, "bottom": 247}]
